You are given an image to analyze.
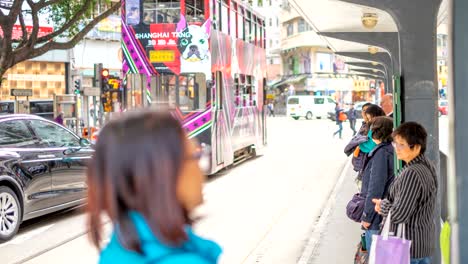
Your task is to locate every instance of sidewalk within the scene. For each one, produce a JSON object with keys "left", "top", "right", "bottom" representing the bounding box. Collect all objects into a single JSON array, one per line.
[{"left": 300, "top": 160, "right": 363, "bottom": 264}]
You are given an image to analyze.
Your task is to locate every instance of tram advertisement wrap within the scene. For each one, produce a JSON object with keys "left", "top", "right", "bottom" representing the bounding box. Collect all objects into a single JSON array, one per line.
[{"left": 129, "top": 15, "right": 211, "bottom": 79}]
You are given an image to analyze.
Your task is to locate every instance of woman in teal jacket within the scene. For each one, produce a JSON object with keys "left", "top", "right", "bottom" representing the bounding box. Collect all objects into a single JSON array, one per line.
[{"left": 87, "top": 111, "right": 222, "bottom": 264}]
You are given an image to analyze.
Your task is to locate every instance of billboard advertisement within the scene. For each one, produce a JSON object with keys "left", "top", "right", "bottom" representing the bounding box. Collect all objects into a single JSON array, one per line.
[{"left": 124, "top": 14, "right": 211, "bottom": 79}]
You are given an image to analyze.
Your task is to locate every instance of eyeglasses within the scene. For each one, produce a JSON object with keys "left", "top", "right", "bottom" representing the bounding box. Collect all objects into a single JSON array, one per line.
[
  {"left": 391, "top": 142, "right": 413, "bottom": 150},
  {"left": 188, "top": 141, "right": 211, "bottom": 174}
]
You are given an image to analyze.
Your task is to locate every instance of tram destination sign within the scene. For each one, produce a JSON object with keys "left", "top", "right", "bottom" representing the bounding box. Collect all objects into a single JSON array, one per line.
[{"left": 10, "top": 89, "right": 33, "bottom": 97}]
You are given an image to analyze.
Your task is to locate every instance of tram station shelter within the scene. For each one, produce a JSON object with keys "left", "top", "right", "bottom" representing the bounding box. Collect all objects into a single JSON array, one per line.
[{"left": 288, "top": 0, "right": 468, "bottom": 263}]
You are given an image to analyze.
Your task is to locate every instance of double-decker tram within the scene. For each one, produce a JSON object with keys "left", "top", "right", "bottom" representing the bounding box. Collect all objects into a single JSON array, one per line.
[{"left": 121, "top": 0, "right": 267, "bottom": 174}]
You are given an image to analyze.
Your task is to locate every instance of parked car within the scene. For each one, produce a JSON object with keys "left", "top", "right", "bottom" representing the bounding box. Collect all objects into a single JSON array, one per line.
[
  {"left": 287, "top": 95, "right": 336, "bottom": 120},
  {"left": 0, "top": 114, "right": 93, "bottom": 242},
  {"left": 353, "top": 101, "right": 370, "bottom": 119},
  {"left": 327, "top": 101, "right": 371, "bottom": 122},
  {"left": 439, "top": 100, "right": 448, "bottom": 116}
]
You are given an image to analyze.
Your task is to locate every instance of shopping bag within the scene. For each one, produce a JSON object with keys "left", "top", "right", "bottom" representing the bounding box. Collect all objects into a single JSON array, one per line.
[
  {"left": 440, "top": 220, "right": 451, "bottom": 264},
  {"left": 369, "top": 212, "right": 411, "bottom": 264}
]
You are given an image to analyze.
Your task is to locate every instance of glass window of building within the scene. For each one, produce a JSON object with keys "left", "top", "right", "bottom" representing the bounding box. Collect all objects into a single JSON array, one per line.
[
  {"left": 298, "top": 18, "right": 306, "bottom": 32},
  {"left": 269, "top": 18, "right": 273, "bottom": 27},
  {"left": 141, "top": 0, "right": 181, "bottom": 24},
  {"left": 286, "top": 23, "right": 294, "bottom": 36}
]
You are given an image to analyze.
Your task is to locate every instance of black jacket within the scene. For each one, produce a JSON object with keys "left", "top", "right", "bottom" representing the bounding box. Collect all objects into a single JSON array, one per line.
[{"left": 360, "top": 142, "right": 394, "bottom": 230}]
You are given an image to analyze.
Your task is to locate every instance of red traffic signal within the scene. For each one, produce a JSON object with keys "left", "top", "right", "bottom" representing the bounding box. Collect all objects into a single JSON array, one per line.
[{"left": 101, "top": 68, "right": 110, "bottom": 78}]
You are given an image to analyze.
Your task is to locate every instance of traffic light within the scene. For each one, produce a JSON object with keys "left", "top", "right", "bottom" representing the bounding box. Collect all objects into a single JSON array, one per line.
[
  {"left": 73, "top": 79, "right": 81, "bottom": 95},
  {"left": 101, "top": 68, "right": 110, "bottom": 78},
  {"left": 100, "top": 68, "right": 111, "bottom": 93}
]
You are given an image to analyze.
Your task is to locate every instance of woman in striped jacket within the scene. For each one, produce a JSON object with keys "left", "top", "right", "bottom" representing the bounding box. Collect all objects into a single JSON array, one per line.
[{"left": 372, "top": 122, "right": 438, "bottom": 264}]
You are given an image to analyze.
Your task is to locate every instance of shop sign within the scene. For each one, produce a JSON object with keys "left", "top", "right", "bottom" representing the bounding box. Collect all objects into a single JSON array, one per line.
[
  {"left": 7, "top": 74, "right": 64, "bottom": 82},
  {"left": 10, "top": 89, "right": 32, "bottom": 97},
  {"left": 0, "top": 24, "right": 53, "bottom": 40}
]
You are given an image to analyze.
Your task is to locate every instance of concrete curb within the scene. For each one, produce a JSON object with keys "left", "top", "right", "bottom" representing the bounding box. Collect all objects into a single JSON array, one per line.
[{"left": 297, "top": 158, "right": 352, "bottom": 264}]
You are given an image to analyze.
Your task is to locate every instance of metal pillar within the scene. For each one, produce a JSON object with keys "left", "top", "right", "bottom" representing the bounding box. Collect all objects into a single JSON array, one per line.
[
  {"left": 340, "top": 0, "right": 443, "bottom": 262},
  {"left": 448, "top": 0, "right": 468, "bottom": 263}
]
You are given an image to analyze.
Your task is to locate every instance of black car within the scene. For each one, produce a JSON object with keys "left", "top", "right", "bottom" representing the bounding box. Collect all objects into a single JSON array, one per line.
[{"left": 0, "top": 115, "right": 93, "bottom": 242}]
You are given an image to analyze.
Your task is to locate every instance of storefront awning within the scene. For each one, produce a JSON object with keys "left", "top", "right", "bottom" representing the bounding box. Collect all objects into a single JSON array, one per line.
[
  {"left": 267, "top": 78, "right": 283, "bottom": 88},
  {"left": 271, "top": 74, "right": 308, "bottom": 88}
]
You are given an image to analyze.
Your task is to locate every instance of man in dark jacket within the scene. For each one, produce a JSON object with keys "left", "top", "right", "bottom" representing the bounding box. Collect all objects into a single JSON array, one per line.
[
  {"left": 347, "top": 103, "right": 358, "bottom": 136},
  {"left": 360, "top": 117, "right": 394, "bottom": 253}
]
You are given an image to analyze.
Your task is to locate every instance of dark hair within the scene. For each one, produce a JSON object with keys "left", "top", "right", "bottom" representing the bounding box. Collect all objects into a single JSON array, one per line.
[
  {"left": 365, "top": 104, "right": 386, "bottom": 119},
  {"left": 362, "top": 102, "right": 372, "bottom": 109},
  {"left": 370, "top": 116, "right": 394, "bottom": 143},
  {"left": 87, "top": 111, "right": 189, "bottom": 252},
  {"left": 392, "top": 122, "right": 428, "bottom": 154}
]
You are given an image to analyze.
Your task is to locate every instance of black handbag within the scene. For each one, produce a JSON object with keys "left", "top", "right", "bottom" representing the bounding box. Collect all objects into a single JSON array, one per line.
[{"left": 346, "top": 193, "right": 365, "bottom": 223}]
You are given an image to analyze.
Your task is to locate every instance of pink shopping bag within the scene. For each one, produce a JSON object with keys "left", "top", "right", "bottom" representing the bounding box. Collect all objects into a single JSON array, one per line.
[{"left": 369, "top": 211, "right": 411, "bottom": 264}]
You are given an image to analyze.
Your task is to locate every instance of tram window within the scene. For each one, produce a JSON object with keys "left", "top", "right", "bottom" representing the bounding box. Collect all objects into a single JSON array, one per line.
[
  {"left": 238, "top": 7, "right": 244, "bottom": 40},
  {"left": 230, "top": 3, "right": 237, "bottom": 38},
  {"left": 156, "top": 74, "right": 177, "bottom": 106},
  {"left": 214, "top": 0, "right": 222, "bottom": 30},
  {"left": 256, "top": 18, "right": 262, "bottom": 47},
  {"left": 234, "top": 74, "right": 256, "bottom": 107},
  {"left": 126, "top": 1, "right": 141, "bottom": 26},
  {"left": 177, "top": 73, "right": 207, "bottom": 111},
  {"left": 221, "top": 3, "right": 229, "bottom": 34},
  {"left": 143, "top": 0, "right": 180, "bottom": 24},
  {"left": 245, "top": 11, "right": 251, "bottom": 43},
  {"left": 186, "top": 0, "right": 205, "bottom": 23}
]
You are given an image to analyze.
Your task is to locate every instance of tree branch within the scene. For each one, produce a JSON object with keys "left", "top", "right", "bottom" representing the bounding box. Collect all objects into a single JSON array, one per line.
[
  {"left": 26, "top": 0, "right": 40, "bottom": 47},
  {"left": 17, "top": 11, "right": 29, "bottom": 48},
  {"left": 8, "top": 0, "right": 26, "bottom": 27},
  {"left": 36, "top": 0, "right": 63, "bottom": 10},
  {"left": 36, "top": 0, "right": 94, "bottom": 44},
  {"left": 13, "top": 2, "right": 122, "bottom": 65}
]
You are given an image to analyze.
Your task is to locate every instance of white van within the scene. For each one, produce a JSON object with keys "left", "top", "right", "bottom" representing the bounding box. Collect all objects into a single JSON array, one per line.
[{"left": 287, "top": 95, "right": 336, "bottom": 120}]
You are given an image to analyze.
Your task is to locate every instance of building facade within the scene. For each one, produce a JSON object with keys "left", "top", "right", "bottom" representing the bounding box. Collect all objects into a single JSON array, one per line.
[
  {"left": 1, "top": 53, "right": 69, "bottom": 101},
  {"left": 72, "top": 14, "right": 122, "bottom": 88},
  {"left": 251, "top": 0, "right": 282, "bottom": 81}
]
